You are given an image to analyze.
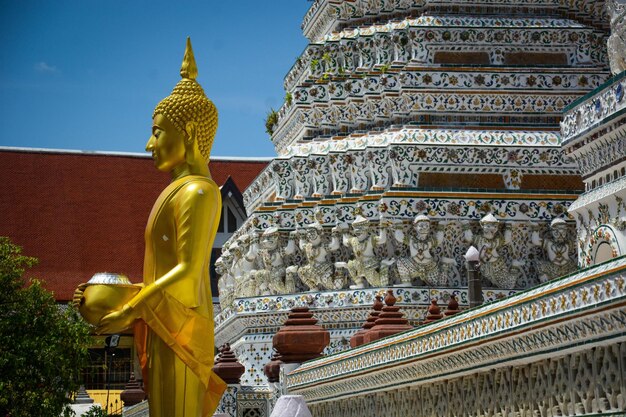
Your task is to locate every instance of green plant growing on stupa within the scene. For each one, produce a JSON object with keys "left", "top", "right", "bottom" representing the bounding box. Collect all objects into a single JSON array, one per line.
[
  {"left": 285, "top": 91, "right": 293, "bottom": 106},
  {"left": 0, "top": 237, "right": 91, "bottom": 417},
  {"left": 265, "top": 109, "right": 279, "bottom": 136},
  {"left": 310, "top": 59, "right": 320, "bottom": 72}
]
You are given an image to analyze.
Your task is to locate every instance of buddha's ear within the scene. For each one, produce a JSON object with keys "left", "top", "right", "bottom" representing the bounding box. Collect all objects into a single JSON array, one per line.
[
  {"left": 184, "top": 121, "right": 197, "bottom": 146},
  {"left": 184, "top": 121, "right": 198, "bottom": 165}
]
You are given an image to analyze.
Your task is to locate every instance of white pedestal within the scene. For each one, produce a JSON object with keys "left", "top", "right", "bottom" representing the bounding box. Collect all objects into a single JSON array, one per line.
[{"left": 269, "top": 395, "right": 312, "bottom": 417}]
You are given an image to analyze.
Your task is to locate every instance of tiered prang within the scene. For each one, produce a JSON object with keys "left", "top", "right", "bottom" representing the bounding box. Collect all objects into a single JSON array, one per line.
[{"left": 215, "top": 2, "right": 613, "bottom": 411}]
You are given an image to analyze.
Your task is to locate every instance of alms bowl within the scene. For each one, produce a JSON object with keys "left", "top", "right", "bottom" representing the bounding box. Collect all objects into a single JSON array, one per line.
[{"left": 78, "top": 273, "right": 140, "bottom": 326}]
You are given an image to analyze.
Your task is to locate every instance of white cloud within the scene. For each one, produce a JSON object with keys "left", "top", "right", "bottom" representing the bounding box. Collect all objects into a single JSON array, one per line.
[{"left": 34, "top": 62, "right": 58, "bottom": 73}]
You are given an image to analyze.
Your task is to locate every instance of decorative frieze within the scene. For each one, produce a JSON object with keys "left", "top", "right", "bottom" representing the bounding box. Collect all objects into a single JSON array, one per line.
[
  {"left": 273, "top": 91, "right": 582, "bottom": 151},
  {"left": 245, "top": 138, "right": 578, "bottom": 212},
  {"left": 572, "top": 193, "right": 626, "bottom": 268},
  {"left": 301, "top": 0, "right": 424, "bottom": 43},
  {"left": 561, "top": 72, "right": 626, "bottom": 147},
  {"left": 290, "top": 70, "right": 607, "bottom": 106},
  {"left": 307, "top": 343, "right": 626, "bottom": 416},
  {"left": 217, "top": 199, "right": 578, "bottom": 311},
  {"left": 299, "top": 0, "right": 608, "bottom": 45},
  {"left": 285, "top": 257, "right": 626, "bottom": 406},
  {"left": 215, "top": 286, "right": 515, "bottom": 387},
  {"left": 568, "top": 125, "right": 626, "bottom": 183},
  {"left": 286, "top": 15, "right": 606, "bottom": 92}
]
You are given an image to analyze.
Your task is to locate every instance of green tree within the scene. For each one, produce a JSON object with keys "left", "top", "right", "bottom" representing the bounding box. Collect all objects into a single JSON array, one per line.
[{"left": 0, "top": 237, "right": 92, "bottom": 417}]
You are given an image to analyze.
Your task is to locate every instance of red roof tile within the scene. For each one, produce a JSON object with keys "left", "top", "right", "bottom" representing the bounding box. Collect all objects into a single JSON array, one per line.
[
  {"left": 210, "top": 159, "right": 268, "bottom": 191},
  {"left": 0, "top": 149, "right": 268, "bottom": 301}
]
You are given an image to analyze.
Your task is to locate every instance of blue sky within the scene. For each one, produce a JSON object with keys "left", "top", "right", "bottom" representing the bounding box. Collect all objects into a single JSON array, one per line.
[{"left": 0, "top": 0, "right": 310, "bottom": 157}]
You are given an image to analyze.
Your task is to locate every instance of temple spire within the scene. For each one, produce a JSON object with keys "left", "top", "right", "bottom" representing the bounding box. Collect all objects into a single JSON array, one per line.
[{"left": 180, "top": 37, "right": 198, "bottom": 80}]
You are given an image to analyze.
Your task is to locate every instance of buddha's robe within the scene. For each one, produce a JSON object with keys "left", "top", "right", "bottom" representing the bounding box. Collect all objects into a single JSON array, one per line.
[{"left": 129, "top": 175, "right": 226, "bottom": 417}]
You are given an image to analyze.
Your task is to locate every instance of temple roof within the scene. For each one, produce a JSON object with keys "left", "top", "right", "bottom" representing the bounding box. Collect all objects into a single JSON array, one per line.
[{"left": 0, "top": 148, "right": 268, "bottom": 301}]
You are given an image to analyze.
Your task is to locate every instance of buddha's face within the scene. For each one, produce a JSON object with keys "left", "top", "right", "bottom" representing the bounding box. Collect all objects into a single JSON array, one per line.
[{"left": 146, "top": 114, "right": 186, "bottom": 172}]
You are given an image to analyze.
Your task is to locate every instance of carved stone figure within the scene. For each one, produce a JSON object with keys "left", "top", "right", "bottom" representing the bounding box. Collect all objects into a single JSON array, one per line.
[
  {"left": 334, "top": 216, "right": 392, "bottom": 288},
  {"left": 255, "top": 227, "right": 293, "bottom": 295},
  {"left": 532, "top": 218, "right": 577, "bottom": 282},
  {"left": 231, "top": 236, "right": 259, "bottom": 298},
  {"left": 280, "top": 265, "right": 298, "bottom": 294},
  {"left": 298, "top": 222, "right": 336, "bottom": 290},
  {"left": 215, "top": 255, "right": 235, "bottom": 309},
  {"left": 464, "top": 213, "right": 520, "bottom": 289},
  {"left": 607, "top": 0, "right": 626, "bottom": 75},
  {"left": 393, "top": 215, "right": 456, "bottom": 286}
]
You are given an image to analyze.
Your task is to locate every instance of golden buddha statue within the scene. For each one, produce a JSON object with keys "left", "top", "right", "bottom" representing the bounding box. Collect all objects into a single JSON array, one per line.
[{"left": 74, "top": 38, "right": 226, "bottom": 417}]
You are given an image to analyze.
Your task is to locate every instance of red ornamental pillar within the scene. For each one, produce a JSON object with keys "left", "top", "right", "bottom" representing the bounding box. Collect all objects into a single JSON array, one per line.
[
  {"left": 212, "top": 343, "right": 246, "bottom": 384},
  {"left": 120, "top": 373, "right": 146, "bottom": 407},
  {"left": 273, "top": 307, "right": 330, "bottom": 363},
  {"left": 444, "top": 295, "right": 461, "bottom": 317},
  {"left": 423, "top": 299, "right": 443, "bottom": 324},
  {"left": 363, "top": 290, "right": 412, "bottom": 344},
  {"left": 263, "top": 351, "right": 283, "bottom": 383},
  {"left": 350, "top": 295, "right": 383, "bottom": 348}
]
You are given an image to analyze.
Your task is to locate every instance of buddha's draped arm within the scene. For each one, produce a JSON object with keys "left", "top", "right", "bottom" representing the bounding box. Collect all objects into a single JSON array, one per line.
[{"left": 128, "top": 180, "right": 220, "bottom": 310}]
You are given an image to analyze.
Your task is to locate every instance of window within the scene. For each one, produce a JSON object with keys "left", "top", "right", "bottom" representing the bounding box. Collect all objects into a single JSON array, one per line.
[
  {"left": 218, "top": 203, "right": 242, "bottom": 234},
  {"left": 82, "top": 348, "right": 132, "bottom": 390},
  {"left": 210, "top": 248, "right": 221, "bottom": 296},
  {"left": 227, "top": 207, "right": 238, "bottom": 232},
  {"left": 218, "top": 213, "right": 225, "bottom": 233}
]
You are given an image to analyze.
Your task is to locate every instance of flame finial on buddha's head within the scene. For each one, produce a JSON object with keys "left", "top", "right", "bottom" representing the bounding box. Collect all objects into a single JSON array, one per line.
[{"left": 153, "top": 37, "right": 217, "bottom": 161}]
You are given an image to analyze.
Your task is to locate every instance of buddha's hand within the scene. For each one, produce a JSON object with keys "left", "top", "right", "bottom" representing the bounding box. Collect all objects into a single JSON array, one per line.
[
  {"left": 72, "top": 283, "right": 89, "bottom": 309},
  {"left": 96, "top": 304, "right": 136, "bottom": 335}
]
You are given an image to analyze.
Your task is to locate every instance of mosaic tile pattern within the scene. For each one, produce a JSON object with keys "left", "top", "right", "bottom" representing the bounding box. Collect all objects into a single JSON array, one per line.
[
  {"left": 215, "top": 287, "right": 516, "bottom": 388},
  {"left": 284, "top": 256, "right": 626, "bottom": 400},
  {"left": 301, "top": 0, "right": 607, "bottom": 44},
  {"left": 290, "top": 71, "right": 606, "bottom": 105},
  {"left": 248, "top": 147, "right": 577, "bottom": 207},
  {"left": 562, "top": 72, "right": 626, "bottom": 147},
  {"left": 274, "top": 92, "right": 583, "bottom": 153},
  {"left": 561, "top": 73, "right": 626, "bottom": 268},
  {"left": 237, "top": 386, "right": 271, "bottom": 417},
  {"left": 290, "top": 14, "right": 605, "bottom": 92},
  {"left": 308, "top": 343, "right": 626, "bottom": 416},
  {"left": 216, "top": 385, "right": 239, "bottom": 417}
]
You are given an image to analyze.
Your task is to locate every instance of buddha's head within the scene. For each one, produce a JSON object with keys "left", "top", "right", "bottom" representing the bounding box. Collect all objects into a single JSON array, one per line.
[{"left": 147, "top": 38, "right": 217, "bottom": 171}]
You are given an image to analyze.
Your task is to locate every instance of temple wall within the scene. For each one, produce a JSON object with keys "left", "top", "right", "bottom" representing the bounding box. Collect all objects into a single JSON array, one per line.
[
  {"left": 285, "top": 256, "right": 626, "bottom": 416},
  {"left": 309, "top": 342, "right": 626, "bottom": 417}
]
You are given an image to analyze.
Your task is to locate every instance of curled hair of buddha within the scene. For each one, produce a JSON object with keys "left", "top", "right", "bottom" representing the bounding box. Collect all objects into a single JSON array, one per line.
[{"left": 153, "top": 37, "right": 217, "bottom": 161}]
